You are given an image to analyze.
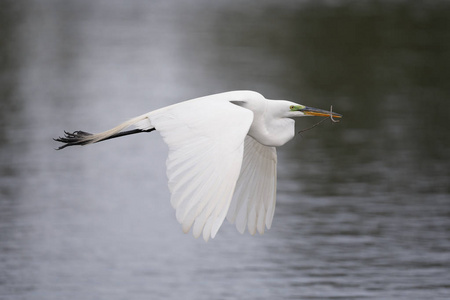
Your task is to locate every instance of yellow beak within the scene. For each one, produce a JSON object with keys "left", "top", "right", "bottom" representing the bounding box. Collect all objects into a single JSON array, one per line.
[{"left": 301, "top": 106, "right": 343, "bottom": 118}]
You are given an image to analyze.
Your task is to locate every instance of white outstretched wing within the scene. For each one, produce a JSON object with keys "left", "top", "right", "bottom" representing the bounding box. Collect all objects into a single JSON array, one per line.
[
  {"left": 227, "top": 136, "right": 277, "bottom": 235},
  {"left": 148, "top": 97, "right": 253, "bottom": 241}
]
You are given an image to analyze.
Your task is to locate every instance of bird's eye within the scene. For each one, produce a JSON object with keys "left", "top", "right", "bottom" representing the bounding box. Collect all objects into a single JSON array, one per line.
[{"left": 290, "top": 105, "right": 295, "bottom": 110}]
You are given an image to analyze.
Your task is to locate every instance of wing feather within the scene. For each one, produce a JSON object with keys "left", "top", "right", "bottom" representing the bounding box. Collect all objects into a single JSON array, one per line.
[
  {"left": 226, "top": 136, "right": 277, "bottom": 235},
  {"left": 148, "top": 97, "right": 253, "bottom": 241}
]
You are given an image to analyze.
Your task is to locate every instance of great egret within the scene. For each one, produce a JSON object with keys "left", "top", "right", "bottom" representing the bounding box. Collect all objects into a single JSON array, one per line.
[{"left": 55, "top": 91, "right": 342, "bottom": 241}]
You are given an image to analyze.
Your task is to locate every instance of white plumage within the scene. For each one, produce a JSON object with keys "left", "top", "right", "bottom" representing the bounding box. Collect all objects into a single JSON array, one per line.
[{"left": 55, "top": 90, "right": 342, "bottom": 241}]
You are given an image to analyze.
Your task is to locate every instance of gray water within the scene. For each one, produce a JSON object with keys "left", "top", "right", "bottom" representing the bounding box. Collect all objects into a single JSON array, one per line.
[{"left": 1, "top": 1, "right": 449, "bottom": 299}]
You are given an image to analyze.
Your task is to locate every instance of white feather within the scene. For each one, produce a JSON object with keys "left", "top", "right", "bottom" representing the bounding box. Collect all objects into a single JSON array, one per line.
[
  {"left": 227, "top": 136, "right": 277, "bottom": 235},
  {"left": 147, "top": 94, "right": 253, "bottom": 241}
]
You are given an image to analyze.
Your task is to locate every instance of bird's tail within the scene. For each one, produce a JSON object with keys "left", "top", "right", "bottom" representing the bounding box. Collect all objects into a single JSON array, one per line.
[{"left": 54, "top": 113, "right": 154, "bottom": 150}]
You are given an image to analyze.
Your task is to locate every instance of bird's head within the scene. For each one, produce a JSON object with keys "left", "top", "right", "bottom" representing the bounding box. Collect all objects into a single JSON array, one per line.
[{"left": 231, "top": 92, "right": 343, "bottom": 120}]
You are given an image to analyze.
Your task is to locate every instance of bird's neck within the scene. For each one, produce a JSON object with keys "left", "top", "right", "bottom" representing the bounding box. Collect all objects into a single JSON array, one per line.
[{"left": 248, "top": 117, "right": 295, "bottom": 147}]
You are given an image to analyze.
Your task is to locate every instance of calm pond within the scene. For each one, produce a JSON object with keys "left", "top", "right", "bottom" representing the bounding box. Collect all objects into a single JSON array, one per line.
[{"left": 1, "top": 1, "right": 449, "bottom": 299}]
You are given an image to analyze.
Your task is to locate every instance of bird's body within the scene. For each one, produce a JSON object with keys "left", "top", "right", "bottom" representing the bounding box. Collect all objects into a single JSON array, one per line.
[{"left": 55, "top": 91, "right": 341, "bottom": 241}]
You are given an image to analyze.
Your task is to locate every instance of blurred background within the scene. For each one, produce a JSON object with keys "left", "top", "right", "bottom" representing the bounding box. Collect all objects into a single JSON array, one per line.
[{"left": 1, "top": 0, "right": 449, "bottom": 299}]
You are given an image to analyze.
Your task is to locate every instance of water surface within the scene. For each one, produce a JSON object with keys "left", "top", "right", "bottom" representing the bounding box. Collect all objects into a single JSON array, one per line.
[{"left": 1, "top": 1, "right": 449, "bottom": 299}]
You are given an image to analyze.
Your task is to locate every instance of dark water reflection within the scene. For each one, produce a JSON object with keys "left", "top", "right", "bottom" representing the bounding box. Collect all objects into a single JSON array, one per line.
[{"left": 1, "top": 1, "right": 449, "bottom": 299}]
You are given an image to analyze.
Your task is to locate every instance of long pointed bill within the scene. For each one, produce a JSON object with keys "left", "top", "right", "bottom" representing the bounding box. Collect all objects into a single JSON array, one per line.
[{"left": 301, "top": 106, "right": 342, "bottom": 119}]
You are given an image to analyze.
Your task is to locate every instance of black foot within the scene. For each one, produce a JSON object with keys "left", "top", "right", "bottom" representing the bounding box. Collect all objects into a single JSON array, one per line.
[{"left": 54, "top": 131, "right": 93, "bottom": 150}]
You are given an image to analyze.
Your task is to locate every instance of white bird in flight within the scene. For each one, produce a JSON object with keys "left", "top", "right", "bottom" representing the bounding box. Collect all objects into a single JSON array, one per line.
[{"left": 55, "top": 91, "right": 342, "bottom": 241}]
